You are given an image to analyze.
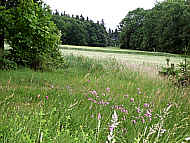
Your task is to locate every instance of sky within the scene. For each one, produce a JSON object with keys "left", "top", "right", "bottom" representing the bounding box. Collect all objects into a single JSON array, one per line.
[{"left": 44, "top": 0, "right": 163, "bottom": 29}]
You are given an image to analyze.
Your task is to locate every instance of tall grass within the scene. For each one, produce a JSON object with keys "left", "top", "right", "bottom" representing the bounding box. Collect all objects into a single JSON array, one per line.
[{"left": 0, "top": 55, "right": 190, "bottom": 142}]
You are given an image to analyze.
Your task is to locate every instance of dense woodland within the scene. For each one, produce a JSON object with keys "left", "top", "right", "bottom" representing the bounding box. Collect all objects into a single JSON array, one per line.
[
  {"left": 51, "top": 11, "right": 119, "bottom": 47},
  {"left": 119, "top": 0, "right": 190, "bottom": 54}
]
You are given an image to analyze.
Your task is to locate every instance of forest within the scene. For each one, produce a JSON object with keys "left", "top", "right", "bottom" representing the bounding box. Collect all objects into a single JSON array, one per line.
[
  {"left": 51, "top": 11, "right": 119, "bottom": 47},
  {"left": 50, "top": 0, "right": 190, "bottom": 55},
  {"left": 119, "top": 1, "right": 190, "bottom": 54}
]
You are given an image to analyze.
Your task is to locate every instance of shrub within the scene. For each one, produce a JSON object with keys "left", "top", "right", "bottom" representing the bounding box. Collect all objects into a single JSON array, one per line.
[
  {"left": 159, "top": 59, "right": 190, "bottom": 86},
  {"left": 3, "top": 0, "right": 64, "bottom": 71},
  {"left": 0, "top": 57, "right": 17, "bottom": 70}
]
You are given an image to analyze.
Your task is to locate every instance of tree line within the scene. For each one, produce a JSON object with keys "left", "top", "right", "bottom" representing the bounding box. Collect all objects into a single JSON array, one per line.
[
  {"left": 1, "top": 0, "right": 190, "bottom": 71},
  {"left": 51, "top": 11, "right": 119, "bottom": 47},
  {"left": 119, "top": 0, "right": 190, "bottom": 54}
]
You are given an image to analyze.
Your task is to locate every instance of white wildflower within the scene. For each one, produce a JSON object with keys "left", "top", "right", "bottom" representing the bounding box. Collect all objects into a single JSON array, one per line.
[{"left": 106, "top": 110, "right": 119, "bottom": 143}]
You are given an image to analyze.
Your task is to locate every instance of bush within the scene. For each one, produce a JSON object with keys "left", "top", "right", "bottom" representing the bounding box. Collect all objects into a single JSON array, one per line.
[
  {"left": 29, "top": 53, "right": 65, "bottom": 72},
  {"left": 159, "top": 59, "right": 190, "bottom": 87},
  {"left": 0, "top": 57, "right": 17, "bottom": 71},
  {"left": 3, "top": 0, "right": 64, "bottom": 71}
]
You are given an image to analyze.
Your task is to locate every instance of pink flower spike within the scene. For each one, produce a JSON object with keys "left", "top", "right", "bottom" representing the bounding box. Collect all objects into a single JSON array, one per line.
[
  {"left": 109, "top": 126, "right": 114, "bottom": 132},
  {"left": 137, "top": 107, "right": 141, "bottom": 113},
  {"left": 130, "top": 98, "right": 134, "bottom": 102},
  {"left": 144, "top": 103, "right": 149, "bottom": 108},
  {"left": 141, "top": 117, "right": 145, "bottom": 123},
  {"left": 98, "top": 113, "right": 101, "bottom": 120},
  {"left": 144, "top": 110, "right": 152, "bottom": 118},
  {"left": 132, "top": 120, "right": 136, "bottom": 124},
  {"left": 92, "top": 90, "right": 97, "bottom": 96},
  {"left": 45, "top": 96, "right": 48, "bottom": 100},
  {"left": 106, "top": 87, "right": 110, "bottom": 92}
]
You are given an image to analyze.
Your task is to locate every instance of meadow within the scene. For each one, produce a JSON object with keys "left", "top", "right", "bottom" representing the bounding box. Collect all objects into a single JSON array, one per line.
[
  {"left": 0, "top": 46, "right": 190, "bottom": 142},
  {"left": 61, "top": 45, "right": 187, "bottom": 78}
]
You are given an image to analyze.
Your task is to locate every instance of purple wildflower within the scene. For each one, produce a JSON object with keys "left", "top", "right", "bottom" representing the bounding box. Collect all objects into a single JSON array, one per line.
[
  {"left": 121, "top": 109, "right": 128, "bottom": 114},
  {"left": 109, "top": 126, "right": 114, "bottom": 132},
  {"left": 92, "top": 90, "right": 97, "bottom": 96},
  {"left": 144, "top": 110, "right": 152, "bottom": 118},
  {"left": 88, "top": 97, "right": 93, "bottom": 101},
  {"left": 144, "top": 103, "right": 149, "bottom": 108},
  {"left": 141, "top": 116, "right": 145, "bottom": 123},
  {"left": 130, "top": 98, "right": 134, "bottom": 102},
  {"left": 106, "top": 87, "right": 110, "bottom": 92},
  {"left": 137, "top": 107, "right": 141, "bottom": 113},
  {"left": 132, "top": 120, "right": 137, "bottom": 124}
]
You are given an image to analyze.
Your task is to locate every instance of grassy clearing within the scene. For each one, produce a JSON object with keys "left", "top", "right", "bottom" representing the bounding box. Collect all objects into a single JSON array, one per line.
[
  {"left": 62, "top": 49, "right": 184, "bottom": 66},
  {"left": 62, "top": 47, "right": 187, "bottom": 78},
  {"left": 60, "top": 45, "right": 184, "bottom": 57},
  {"left": 0, "top": 55, "right": 190, "bottom": 142}
]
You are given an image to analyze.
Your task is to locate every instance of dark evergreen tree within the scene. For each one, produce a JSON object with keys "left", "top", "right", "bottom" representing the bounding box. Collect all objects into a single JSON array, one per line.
[{"left": 52, "top": 12, "right": 112, "bottom": 47}]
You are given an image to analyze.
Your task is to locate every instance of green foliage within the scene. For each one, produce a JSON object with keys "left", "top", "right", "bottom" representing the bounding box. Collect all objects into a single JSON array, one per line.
[
  {"left": 119, "top": 1, "right": 190, "bottom": 54},
  {"left": 52, "top": 12, "right": 119, "bottom": 47},
  {"left": 1, "top": 0, "right": 64, "bottom": 71},
  {"left": 160, "top": 58, "right": 190, "bottom": 86},
  {"left": 0, "top": 57, "right": 17, "bottom": 70}
]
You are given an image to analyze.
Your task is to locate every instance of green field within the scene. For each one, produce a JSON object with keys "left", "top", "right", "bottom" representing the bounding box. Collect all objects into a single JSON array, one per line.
[
  {"left": 0, "top": 47, "right": 190, "bottom": 142},
  {"left": 61, "top": 45, "right": 186, "bottom": 65},
  {"left": 61, "top": 45, "right": 183, "bottom": 57},
  {"left": 61, "top": 45, "right": 188, "bottom": 78}
]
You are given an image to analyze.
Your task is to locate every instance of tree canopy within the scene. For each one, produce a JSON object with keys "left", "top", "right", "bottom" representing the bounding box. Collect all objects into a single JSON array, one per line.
[
  {"left": 0, "top": 0, "right": 63, "bottom": 70},
  {"left": 119, "top": 1, "right": 190, "bottom": 54},
  {"left": 52, "top": 12, "right": 119, "bottom": 47}
]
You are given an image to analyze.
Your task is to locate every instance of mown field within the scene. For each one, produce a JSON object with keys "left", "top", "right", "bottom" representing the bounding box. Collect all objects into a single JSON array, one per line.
[
  {"left": 61, "top": 45, "right": 187, "bottom": 78},
  {"left": 0, "top": 46, "right": 190, "bottom": 142}
]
